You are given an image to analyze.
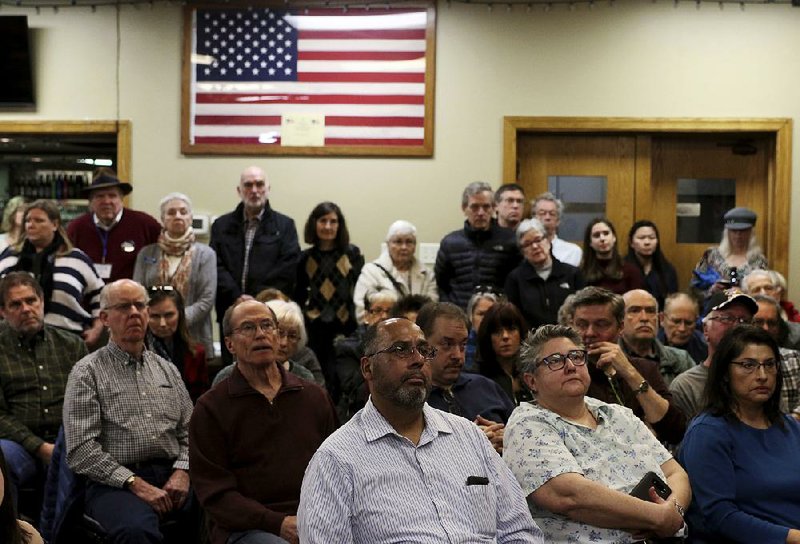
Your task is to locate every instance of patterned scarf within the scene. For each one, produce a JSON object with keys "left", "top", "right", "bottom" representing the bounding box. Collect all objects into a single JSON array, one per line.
[{"left": 157, "top": 229, "right": 195, "bottom": 298}]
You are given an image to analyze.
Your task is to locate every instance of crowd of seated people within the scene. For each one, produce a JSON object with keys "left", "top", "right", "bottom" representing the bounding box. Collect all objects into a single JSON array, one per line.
[{"left": 2, "top": 165, "right": 800, "bottom": 543}]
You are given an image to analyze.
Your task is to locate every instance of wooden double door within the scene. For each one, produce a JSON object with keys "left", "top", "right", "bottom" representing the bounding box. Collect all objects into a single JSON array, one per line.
[{"left": 505, "top": 118, "right": 791, "bottom": 292}]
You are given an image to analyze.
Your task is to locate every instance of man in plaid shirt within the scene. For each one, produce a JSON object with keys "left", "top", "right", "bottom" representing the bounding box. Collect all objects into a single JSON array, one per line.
[
  {"left": 0, "top": 272, "right": 87, "bottom": 504},
  {"left": 64, "top": 279, "right": 194, "bottom": 543}
]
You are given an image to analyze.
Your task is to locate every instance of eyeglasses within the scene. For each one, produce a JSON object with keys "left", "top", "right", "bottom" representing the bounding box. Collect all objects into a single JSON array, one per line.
[
  {"left": 536, "top": 349, "right": 588, "bottom": 371},
  {"left": 106, "top": 301, "right": 147, "bottom": 313},
  {"left": 535, "top": 209, "right": 559, "bottom": 217},
  {"left": 520, "top": 237, "right": 547, "bottom": 249},
  {"left": 753, "top": 318, "right": 780, "bottom": 328},
  {"left": 706, "top": 315, "right": 753, "bottom": 325},
  {"left": 277, "top": 328, "right": 301, "bottom": 342},
  {"left": 473, "top": 285, "right": 498, "bottom": 295},
  {"left": 367, "top": 306, "right": 391, "bottom": 316},
  {"left": 365, "top": 341, "right": 437, "bottom": 360},
  {"left": 500, "top": 197, "right": 524, "bottom": 205},
  {"left": 731, "top": 359, "right": 779, "bottom": 374},
  {"left": 667, "top": 317, "right": 695, "bottom": 328},
  {"left": 233, "top": 319, "right": 276, "bottom": 337}
]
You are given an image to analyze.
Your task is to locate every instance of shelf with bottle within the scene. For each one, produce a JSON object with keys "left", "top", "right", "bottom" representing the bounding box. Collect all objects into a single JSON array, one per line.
[{"left": 11, "top": 169, "right": 91, "bottom": 201}]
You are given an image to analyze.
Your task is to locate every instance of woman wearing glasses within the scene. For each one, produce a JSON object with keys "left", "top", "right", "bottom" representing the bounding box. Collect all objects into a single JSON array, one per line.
[
  {"left": 146, "top": 287, "right": 209, "bottom": 402},
  {"left": 504, "top": 324, "right": 691, "bottom": 543},
  {"left": 505, "top": 218, "right": 584, "bottom": 329},
  {"left": 134, "top": 192, "right": 216, "bottom": 360},
  {"left": 678, "top": 325, "right": 800, "bottom": 544}
]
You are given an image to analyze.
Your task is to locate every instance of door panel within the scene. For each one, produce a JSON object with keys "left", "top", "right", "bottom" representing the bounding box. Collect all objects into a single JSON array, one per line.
[
  {"left": 517, "top": 134, "right": 637, "bottom": 246},
  {"left": 649, "top": 135, "right": 769, "bottom": 291}
]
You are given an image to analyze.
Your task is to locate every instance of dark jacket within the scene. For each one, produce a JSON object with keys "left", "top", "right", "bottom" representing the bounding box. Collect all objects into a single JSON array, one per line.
[
  {"left": 505, "top": 258, "right": 585, "bottom": 329},
  {"left": 209, "top": 202, "right": 300, "bottom": 319},
  {"left": 434, "top": 220, "right": 520, "bottom": 309}
]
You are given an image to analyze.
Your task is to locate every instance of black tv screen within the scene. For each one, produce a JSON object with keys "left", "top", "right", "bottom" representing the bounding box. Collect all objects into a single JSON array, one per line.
[{"left": 0, "top": 16, "right": 35, "bottom": 108}]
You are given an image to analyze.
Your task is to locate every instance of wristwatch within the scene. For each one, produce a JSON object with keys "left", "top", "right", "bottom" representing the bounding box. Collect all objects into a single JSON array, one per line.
[
  {"left": 635, "top": 380, "right": 650, "bottom": 395},
  {"left": 123, "top": 475, "right": 136, "bottom": 490}
]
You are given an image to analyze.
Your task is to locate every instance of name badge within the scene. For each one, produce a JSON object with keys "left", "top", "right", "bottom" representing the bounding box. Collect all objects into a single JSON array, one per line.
[
  {"left": 96, "top": 263, "right": 113, "bottom": 279},
  {"left": 121, "top": 241, "right": 136, "bottom": 253}
]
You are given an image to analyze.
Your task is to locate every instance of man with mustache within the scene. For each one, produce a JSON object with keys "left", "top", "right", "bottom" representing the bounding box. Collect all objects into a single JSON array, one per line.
[
  {"left": 569, "top": 287, "right": 687, "bottom": 444},
  {"left": 416, "top": 302, "right": 515, "bottom": 453},
  {"left": 190, "top": 300, "right": 337, "bottom": 544},
  {"left": 619, "top": 289, "right": 695, "bottom": 386},
  {"left": 63, "top": 279, "right": 194, "bottom": 544},
  {"left": 298, "top": 317, "right": 543, "bottom": 543}
]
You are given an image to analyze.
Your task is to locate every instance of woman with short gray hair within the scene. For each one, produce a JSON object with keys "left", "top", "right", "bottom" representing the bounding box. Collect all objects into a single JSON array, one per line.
[
  {"left": 352, "top": 219, "right": 438, "bottom": 324},
  {"left": 133, "top": 192, "right": 217, "bottom": 359},
  {"left": 504, "top": 218, "right": 584, "bottom": 329}
]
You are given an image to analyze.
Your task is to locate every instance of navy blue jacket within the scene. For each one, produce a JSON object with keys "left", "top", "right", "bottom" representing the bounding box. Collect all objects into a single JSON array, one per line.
[
  {"left": 210, "top": 202, "right": 300, "bottom": 320},
  {"left": 434, "top": 221, "right": 520, "bottom": 309},
  {"left": 427, "top": 373, "right": 515, "bottom": 424}
]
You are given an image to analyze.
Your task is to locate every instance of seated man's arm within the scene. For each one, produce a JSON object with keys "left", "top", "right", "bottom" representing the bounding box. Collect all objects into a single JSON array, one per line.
[
  {"left": 63, "top": 363, "right": 134, "bottom": 487},
  {"left": 297, "top": 450, "right": 355, "bottom": 544},
  {"left": 189, "top": 399, "right": 289, "bottom": 536}
]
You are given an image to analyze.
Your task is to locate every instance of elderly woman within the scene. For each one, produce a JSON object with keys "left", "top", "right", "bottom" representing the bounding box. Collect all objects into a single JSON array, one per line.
[
  {"left": 504, "top": 324, "right": 691, "bottom": 543},
  {"left": 0, "top": 199, "right": 104, "bottom": 347},
  {"left": 581, "top": 217, "right": 644, "bottom": 295},
  {"left": 477, "top": 301, "right": 531, "bottom": 404},
  {"left": 692, "top": 207, "right": 767, "bottom": 304},
  {"left": 353, "top": 219, "right": 438, "bottom": 324},
  {"left": 505, "top": 218, "right": 584, "bottom": 329},
  {"left": 679, "top": 325, "right": 800, "bottom": 544},
  {"left": 133, "top": 192, "right": 216, "bottom": 359},
  {"left": 0, "top": 196, "right": 26, "bottom": 253},
  {"left": 742, "top": 268, "right": 800, "bottom": 323}
]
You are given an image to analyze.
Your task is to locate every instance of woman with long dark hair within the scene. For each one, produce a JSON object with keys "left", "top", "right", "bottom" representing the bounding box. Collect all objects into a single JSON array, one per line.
[
  {"left": 295, "top": 202, "right": 364, "bottom": 399},
  {"left": 145, "top": 287, "right": 209, "bottom": 402},
  {"left": 624, "top": 220, "right": 678, "bottom": 309},
  {"left": 679, "top": 325, "right": 800, "bottom": 543},
  {"left": 580, "top": 217, "right": 644, "bottom": 295},
  {"left": 477, "top": 301, "right": 530, "bottom": 404}
]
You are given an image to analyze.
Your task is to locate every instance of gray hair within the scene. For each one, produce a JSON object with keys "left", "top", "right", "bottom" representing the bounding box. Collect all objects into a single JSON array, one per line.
[
  {"left": 532, "top": 192, "right": 564, "bottom": 218},
  {"left": 741, "top": 269, "right": 784, "bottom": 297},
  {"left": 385, "top": 220, "right": 417, "bottom": 241},
  {"left": 159, "top": 192, "right": 193, "bottom": 221},
  {"left": 571, "top": 286, "right": 625, "bottom": 324},
  {"left": 222, "top": 300, "right": 278, "bottom": 337},
  {"left": 365, "top": 289, "right": 399, "bottom": 310},
  {"left": 718, "top": 228, "right": 762, "bottom": 261},
  {"left": 519, "top": 324, "right": 584, "bottom": 374},
  {"left": 557, "top": 294, "right": 577, "bottom": 326},
  {"left": 100, "top": 279, "right": 148, "bottom": 310},
  {"left": 466, "top": 291, "right": 500, "bottom": 323},
  {"left": 663, "top": 292, "right": 699, "bottom": 316},
  {"left": 266, "top": 299, "right": 308, "bottom": 350},
  {"left": 461, "top": 181, "right": 493, "bottom": 208},
  {"left": 752, "top": 294, "right": 781, "bottom": 315},
  {"left": 515, "top": 218, "right": 547, "bottom": 246}
]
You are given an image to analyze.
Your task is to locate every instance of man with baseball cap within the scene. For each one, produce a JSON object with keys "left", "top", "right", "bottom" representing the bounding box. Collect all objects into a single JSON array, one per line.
[
  {"left": 67, "top": 169, "right": 161, "bottom": 283},
  {"left": 669, "top": 289, "right": 758, "bottom": 418}
]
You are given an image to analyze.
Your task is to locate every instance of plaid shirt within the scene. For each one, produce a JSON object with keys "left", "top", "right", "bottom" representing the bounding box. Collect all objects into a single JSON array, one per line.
[
  {"left": 64, "top": 341, "right": 193, "bottom": 487},
  {"left": 0, "top": 322, "right": 87, "bottom": 453},
  {"left": 240, "top": 208, "right": 264, "bottom": 292},
  {"left": 779, "top": 347, "right": 800, "bottom": 415}
]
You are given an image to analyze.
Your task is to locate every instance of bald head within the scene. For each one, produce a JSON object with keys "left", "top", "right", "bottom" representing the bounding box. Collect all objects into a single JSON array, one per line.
[
  {"left": 238, "top": 166, "right": 270, "bottom": 214},
  {"left": 622, "top": 289, "right": 659, "bottom": 345}
]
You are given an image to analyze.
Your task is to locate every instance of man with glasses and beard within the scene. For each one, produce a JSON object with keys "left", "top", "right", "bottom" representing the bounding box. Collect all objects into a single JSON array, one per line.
[{"left": 298, "top": 317, "right": 542, "bottom": 544}]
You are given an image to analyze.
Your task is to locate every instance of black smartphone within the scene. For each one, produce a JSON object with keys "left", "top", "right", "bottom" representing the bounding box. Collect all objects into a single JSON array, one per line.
[{"left": 629, "top": 471, "right": 671, "bottom": 501}]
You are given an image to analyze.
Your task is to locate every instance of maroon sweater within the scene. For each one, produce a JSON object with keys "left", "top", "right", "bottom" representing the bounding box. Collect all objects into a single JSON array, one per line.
[
  {"left": 189, "top": 364, "right": 338, "bottom": 544},
  {"left": 66, "top": 209, "right": 161, "bottom": 282}
]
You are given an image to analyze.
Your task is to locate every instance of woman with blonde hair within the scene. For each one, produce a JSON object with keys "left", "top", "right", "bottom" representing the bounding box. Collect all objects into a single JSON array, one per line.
[
  {"left": 0, "top": 199, "right": 104, "bottom": 347},
  {"left": 0, "top": 196, "right": 26, "bottom": 252}
]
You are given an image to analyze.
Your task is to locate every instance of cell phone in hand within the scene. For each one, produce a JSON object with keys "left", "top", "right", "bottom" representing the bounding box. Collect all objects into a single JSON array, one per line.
[{"left": 629, "top": 471, "right": 672, "bottom": 501}]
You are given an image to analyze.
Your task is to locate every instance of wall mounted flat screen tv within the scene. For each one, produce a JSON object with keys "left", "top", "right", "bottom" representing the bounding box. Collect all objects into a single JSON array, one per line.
[{"left": 0, "top": 16, "right": 35, "bottom": 109}]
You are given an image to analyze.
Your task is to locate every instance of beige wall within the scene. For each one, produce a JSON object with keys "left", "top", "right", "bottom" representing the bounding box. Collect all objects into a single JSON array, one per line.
[{"left": 2, "top": 1, "right": 799, "bottom": 294}]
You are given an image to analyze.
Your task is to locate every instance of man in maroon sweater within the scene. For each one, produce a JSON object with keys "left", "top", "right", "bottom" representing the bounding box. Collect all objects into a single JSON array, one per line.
[
  {"left": 66, "top": 172, "right": 161, "bottom": 282},
  {"left": 189, "top": 300, "right": 337, "bottom": 544}
]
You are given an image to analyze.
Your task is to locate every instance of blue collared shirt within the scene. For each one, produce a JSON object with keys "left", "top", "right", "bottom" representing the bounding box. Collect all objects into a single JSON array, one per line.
[{"left": 298, "top": 398, "right": 543, "bottom": 543}]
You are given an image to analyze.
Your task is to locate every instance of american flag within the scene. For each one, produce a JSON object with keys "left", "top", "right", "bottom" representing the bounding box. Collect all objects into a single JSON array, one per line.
[{"left": 186, "top": 6, "right": 433, "bottom": 153}]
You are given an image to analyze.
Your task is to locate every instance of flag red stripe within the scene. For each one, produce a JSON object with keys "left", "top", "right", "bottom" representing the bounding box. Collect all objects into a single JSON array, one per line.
[
  {"left": 298, "top": 72, "right": 425, "bottom": 83},
  {"left": 193, "top": 136, "right": 422, "bottom": 146},
  {"left": 194, "top": 115, "right": 424, "bottom": 127},
  {"left": 301, "top": 8, "right": 428, "bottom": 16},
  {"left": 299, "top": 29, "right": 426, "bottom": 40},
  {"left": 298, "top": 51, "right": 424, "bottom": 61},
  {"left": 195, "top": 93, "right": 424, "bottom": 105}
]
